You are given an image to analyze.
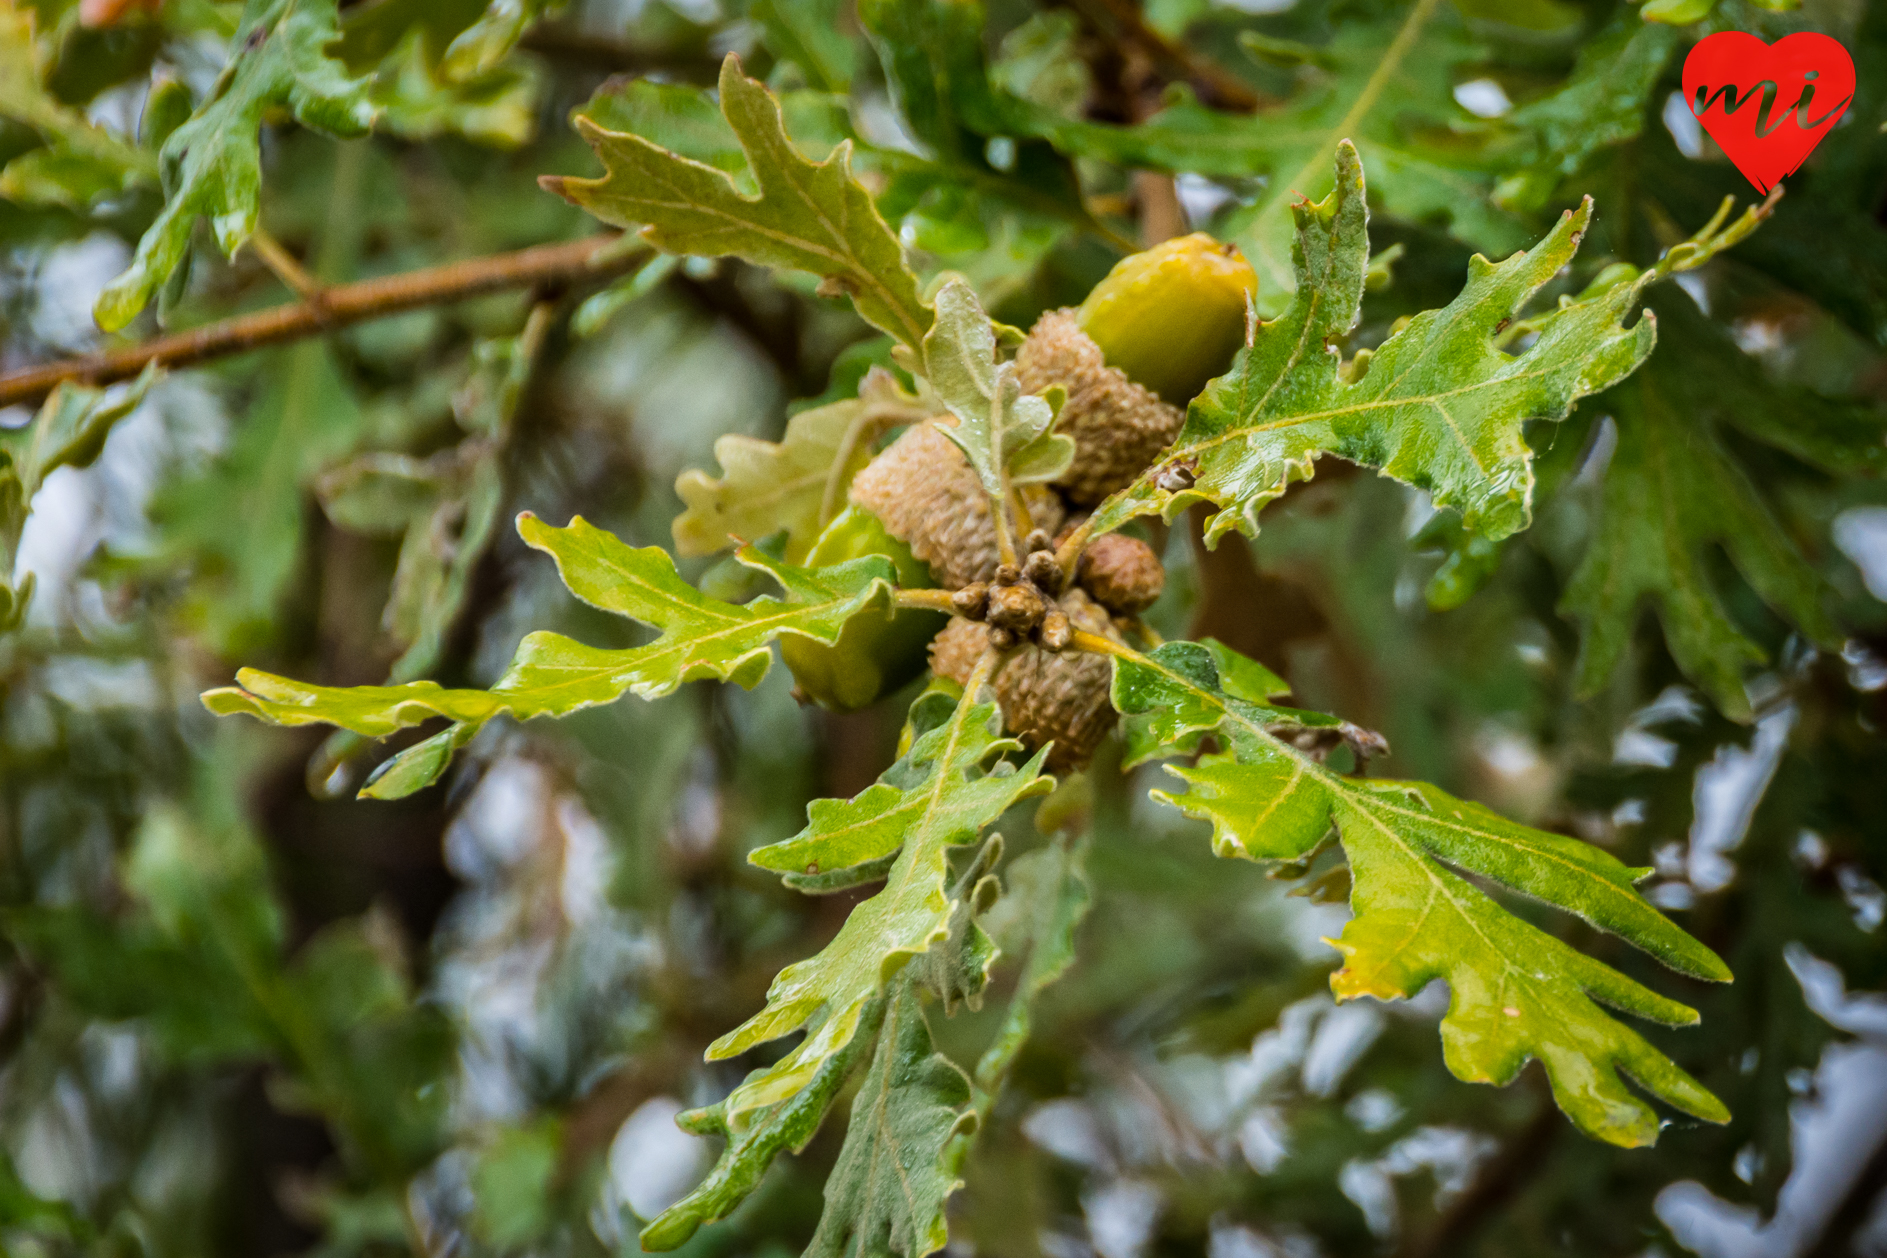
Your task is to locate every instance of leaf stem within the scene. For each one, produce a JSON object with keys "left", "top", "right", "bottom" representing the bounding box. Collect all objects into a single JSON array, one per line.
[
  {"left": 247, "top": 227, "right": 325, "bottom": 305},
  {"left": 1066, "top": 628, "right": 1136, "bottom": 660},
  {"left": 895, "top": 588, "right": 958, "bottom": 612},
  {"left": 1053, "top": 515, "right": 1099, "bottom": 581},
  {"left": 0, "top": 234, "right": 640, "bottom": 408}
]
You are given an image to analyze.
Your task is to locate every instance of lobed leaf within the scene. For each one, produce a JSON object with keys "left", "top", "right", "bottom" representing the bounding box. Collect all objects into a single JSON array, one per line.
[
  {"left": 1492, "top": 18, "right": 1678, "bottom": 211},
  {"left": 1111, "top": 638, "right": 1732, "bottom": 1147},
  {"left": 1090, "top": 141, "right": 1771, "bottom": 548},
  {"left": 1562, "top": 363, "right": 1839, "bottom": 722},
  {"left": 640, "top": 998, "right": 890, "bottom": 1251},
  {"left": 203, "top": 515, "right": 898, "bottom": 793},
  {"left": 922, "top": 279, "right": 1072, "bottom": 499},
  {"left": 95, "top": 0, "right": 379, "bottom": 331},
  {"left": 673, "top": 368, "right": 929, "bottom": 562},
  {"left": 805, "top": 982, "right": 977, "bottom": 1258},
  {"left": 710, "top": 671, "right": 1052, "bottom": 1124},
  {"left": 0, "top": 0, "right": 157, "bottom": 209},
  {"left": 1, "top": 369, "right": 158, "bottom": 630},
  {"left": 544, "top": 54, "right": 931, "bottom": 350},
  {"left": 973, "top": 832, "right": 1090, "bottom": 1093}
]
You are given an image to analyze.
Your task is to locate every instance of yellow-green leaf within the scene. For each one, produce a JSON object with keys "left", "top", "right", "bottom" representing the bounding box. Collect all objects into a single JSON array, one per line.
[
  {"left": 1111, "top": 638, "right": 1731, "bottom": 1148},
  {"left": 673, "top": 368, "right": 928, "bottom": 562},
  {"left": 709, "top": 669, "right": 1052, "bottom": 1125},
  {"left": 543, "top": 54, "right": 931, "bottom": 350},
  {"left": 203, "top": 515, "right": 899, "bottom": 792}
]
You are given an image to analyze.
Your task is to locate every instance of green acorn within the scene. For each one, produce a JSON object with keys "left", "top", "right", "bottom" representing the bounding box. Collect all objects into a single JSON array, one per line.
[
  {"left": 1077, "top": 231, "right": 1257, "bottom": 406},
  {"left": 779, "top": 503, "right": 947, "bottom": 712},
  {"left": 1016, "top": 232, "right": 1256, "bottom": 503}
]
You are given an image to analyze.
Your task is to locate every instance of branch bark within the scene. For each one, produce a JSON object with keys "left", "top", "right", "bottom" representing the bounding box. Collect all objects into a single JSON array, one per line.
[{"left": 0, "top": 234, "right": 638, "bottom": 409}]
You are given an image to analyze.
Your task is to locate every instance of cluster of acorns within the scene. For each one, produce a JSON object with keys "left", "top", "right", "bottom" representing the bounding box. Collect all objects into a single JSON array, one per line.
[{"left": 778, "top": 233, "right": 1257, "bottom": 771}]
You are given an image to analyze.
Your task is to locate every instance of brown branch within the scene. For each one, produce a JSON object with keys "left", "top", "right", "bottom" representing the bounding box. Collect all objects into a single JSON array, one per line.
[
  {"left": 0, "top": 234, "right": 639, "bottom": 409},
  {"left": 1067, "top": 0, "right": 1261, "bottom": 112}
]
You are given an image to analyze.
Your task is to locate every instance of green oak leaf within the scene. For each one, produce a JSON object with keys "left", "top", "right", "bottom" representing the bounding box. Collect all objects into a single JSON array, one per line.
[
  {"left": 1111, "top": 638, "right": 1732, "bottom": 1148},
  {"left": 438, "top": 0, "right": 562, "bottom": 81},
  {"left": 94, "top": 0, "right": 379, "bottom": 331},
  {"left": 0, "top": 368, "right": 157, "bottom": 630},
  {"left": 1218, "top": 0, "right": 1525, "bottom": 313},
  {"left": 710, "top": 674, "right": 1052, "bottom": 1124},
  {"left": 1114, "top": 639, "right": 1350, "bottom": 767},
  {"left": 910, "top": 833, "right": 1004, "bottom": 1018},
  {"left": 153, "top": 343, "right": 366, "bottom": 657},
  {"left": 923, "top": 279, "right": 1073, "bottom": 498},
  {"left": 1562, "top": 364, "right": 1840, "bottom": 723},
  {"left": 543, "top": 53, "right": 931, "bottom": 351},
  {"left": 0, "top": 2, "right": 157, "bottom": 209},
  {"left": 673, "top": 368, "right": 929, "bottom": 563},
  {"left": 1492, "top": 18, "right": 1678, "bottom": 212},
  {"left": 1090, "top": 141, "right": 1768, "bottom": 548},
  {"left": 335, "top": 0, "right": 542, "bottom": 146},
  {"left": 973, "top": 832, "right": 1089, "bottom": 1094},
  {"left": 805, "top": 981, "right": 977, "bottom": 1258},
  {"left": 202, "top": 514, "right": 899, "bottom": 793},
  {"left": 640, "top": 998, "right": 890, "bottom": 1251}
]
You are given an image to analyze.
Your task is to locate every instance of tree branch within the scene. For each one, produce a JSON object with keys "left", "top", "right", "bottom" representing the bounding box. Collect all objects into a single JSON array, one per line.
[{"left": 0, "top": 234, "right": 639, "bottom": 408}]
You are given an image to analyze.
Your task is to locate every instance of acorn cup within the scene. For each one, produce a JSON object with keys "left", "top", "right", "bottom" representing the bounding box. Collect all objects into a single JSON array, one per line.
[
  {"left": 929, "top": 586, "right": 1124, "bottom": 773},
  {"left": 846, "top": 421, "right": 1065, "bottom": 589},
  {"left": 1016, "top": 232, "right": 1257, "bottom": 504},
  {"left": 783, "top": 235, "right": 1243, "bottom": 734}
]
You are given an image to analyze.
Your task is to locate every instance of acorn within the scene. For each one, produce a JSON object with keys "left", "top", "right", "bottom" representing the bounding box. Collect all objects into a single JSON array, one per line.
[
  {"left": 847, "top": 421, "right": 1064, "bottom": 588},
  {"left": 929, "top": 587, "right": 1123, "bottom": 773},
  {"left": 779, "top": 504, "right": 947, "bottom": 712},
  {"left": 1015, "top": 232, "right": 1256, "bottom": 504},
  {"left": 1077, "top": 532, "right": 1164, "bottom": 614}
]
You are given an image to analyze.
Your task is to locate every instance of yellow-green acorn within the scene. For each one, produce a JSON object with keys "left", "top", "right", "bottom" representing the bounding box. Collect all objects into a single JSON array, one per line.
[
  {"left": 1076, "top": 231, "right": 1257, "bottom": 406},
  {"left": 779, "top": 504, "right": 947, "bottom": 712},
  {"left": 1015, "top": 233, "right": 1256, "bottom": 503}
]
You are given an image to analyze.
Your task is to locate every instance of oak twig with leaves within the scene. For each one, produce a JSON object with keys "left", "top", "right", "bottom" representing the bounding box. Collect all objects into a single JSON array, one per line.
[
  {"left": 193, "top": 54, "right": 1784, "bottom": 1251},
  {"left": 8, "top": 2, "right": 1884, "bottom": 1255}
]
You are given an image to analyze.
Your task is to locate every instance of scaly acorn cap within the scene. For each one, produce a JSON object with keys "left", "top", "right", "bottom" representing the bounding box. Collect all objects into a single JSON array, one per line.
[
  {"left": 1077, "top": 532, "right": 1165, "bottom": 614},
  {"left": 928, "top": 588, "right": 1122, "bottom": 772},
  {"left": 848, "top": 421, "right": 1064, "bottom": 588},
  {"left": 1014, "top": 310, "right": 1183, "bottom": 506},
  {"left": 1014, "top": 233, "right": 1256, "bottom": 505}
]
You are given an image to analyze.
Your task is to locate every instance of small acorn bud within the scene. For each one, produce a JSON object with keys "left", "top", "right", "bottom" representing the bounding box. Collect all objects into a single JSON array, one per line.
[
  {"left": 952, "top": 582, "right": 989, "bottom": 619},
  {"left": 987, "top": 626, "right": 1017, "bottom": 651},
  {"left": 994, "top": 563, "right": 1021, "bottom": 586},
  {"left": 986, "top": 583, "right": 1047, "bottom": 636},
  {"left": 1025, "top": 529, "right": 1053, "bottom": 554},
  {"left": 1077, "top": 532, "right": 1165, "bottom": 614},
  {"left": 1039, "top": 609, "right": 1072, "bottom": 651},
  {"left": 1023, "top": 549, "right": 1064, "bottom": 596}
]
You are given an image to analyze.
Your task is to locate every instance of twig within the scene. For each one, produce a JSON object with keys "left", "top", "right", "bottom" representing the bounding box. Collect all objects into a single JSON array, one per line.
[
  {"left": 1068, "top": 0, "right": 1261, "bottom": 112},
  {"left": 0, "top": 234, "right": 638, "bottom": 408},
  {"left": 246, "top": 227, "right": 325, "bottom": 305}
]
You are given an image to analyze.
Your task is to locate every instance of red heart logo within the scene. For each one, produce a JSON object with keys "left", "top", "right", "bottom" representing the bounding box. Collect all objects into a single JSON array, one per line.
[{"left": 1682, "top": 32, "right": 1854, "bottom": 194}]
